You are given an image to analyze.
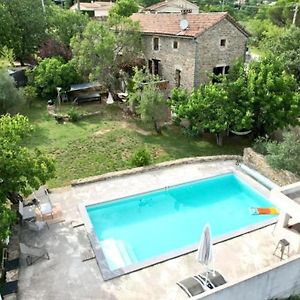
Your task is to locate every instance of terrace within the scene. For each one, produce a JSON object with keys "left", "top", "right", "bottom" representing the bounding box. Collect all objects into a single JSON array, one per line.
[{"left": 17, "top": 160, "right": 300, "bottom": 300}]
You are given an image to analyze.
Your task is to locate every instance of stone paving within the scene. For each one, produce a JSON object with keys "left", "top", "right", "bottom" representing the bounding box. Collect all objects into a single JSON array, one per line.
[{"left": 17, "top": 161, "right": 297, "bottom": 300}]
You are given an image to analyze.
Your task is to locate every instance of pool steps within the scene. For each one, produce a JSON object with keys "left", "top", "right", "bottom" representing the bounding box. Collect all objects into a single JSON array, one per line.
[{"left": 100, "top": 239, "right": 137, "bottom": 270}]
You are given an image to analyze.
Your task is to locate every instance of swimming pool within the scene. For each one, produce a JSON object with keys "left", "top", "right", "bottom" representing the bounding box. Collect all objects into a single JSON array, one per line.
[{"left": 83, "top": 173, "right": 277, "bottom": 280}]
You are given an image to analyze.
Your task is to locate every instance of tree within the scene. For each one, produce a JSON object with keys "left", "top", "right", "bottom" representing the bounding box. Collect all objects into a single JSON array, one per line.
[
  {"left": 138, "top": 84, "right": 167, "bottom": 134},
  {"left": 267, "top": 0, "right": 299, "bottom": 27},
  {"left": 0, "top": 114, "right": 55, "bottom": 241},
  {"left": 46, "top": 5, "right": 89, "bottom": 47},
  {"left": 247, "top": 56, "right": 300, "bottom": 136},
  {"left": 71, "top": 18, "right": 141, "bottom": 90},
  {"left": 128, "top": 68, "right": 167, "bottom": 133},
  {"left": 170, "top": 58, "right": 300, "bottom": 144},
  {"left": 173, "top": 85, "right": 230, "bottom": 145},
  {"left": 219, "top": 60, "right": 253, "bottom": 132},
  {"left": 29, "top": 57, "right": 81, "bottom": 97},
  {"left": 263, "top": 26, "right": 300, "bottom": 82},
  {"left": 139, "top": 0, "right": 160, "bottom": 8},
  {"left": 0, "top": 69, "right": 20, "bottom": 115},
  {"left": 0, "top": 0, "right": 47, "bottom": 64},
  {"left": 0, "top": 4, "right": 13, "bottom": 50},
  {"left": 109, "top": 0, "right": 139, "bottom": 17}
]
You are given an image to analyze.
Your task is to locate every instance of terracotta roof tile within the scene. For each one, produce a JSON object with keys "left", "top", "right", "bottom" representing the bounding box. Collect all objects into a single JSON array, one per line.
[{"left": 131, "top": 12, "right": 229, "bottom": 37}]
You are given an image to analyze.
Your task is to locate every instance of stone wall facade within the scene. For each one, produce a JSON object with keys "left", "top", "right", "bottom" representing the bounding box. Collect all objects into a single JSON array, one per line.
[
  {"left": 142, "top": 34, "right": 196, "bottom": 91},
  {"left": 243, "top": 147, "right": 299, "bottom": 186},
  {"left": 196, "top": 18, "right": 248, "bottom": 85},
  {"left": 141, "top": 18, "right": 248, "bottom": 91}
]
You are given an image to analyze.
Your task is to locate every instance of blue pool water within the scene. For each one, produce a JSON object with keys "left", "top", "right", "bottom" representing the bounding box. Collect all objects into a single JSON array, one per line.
[{"left": 86, "top": 173, "right": 276, "bottom": 270}]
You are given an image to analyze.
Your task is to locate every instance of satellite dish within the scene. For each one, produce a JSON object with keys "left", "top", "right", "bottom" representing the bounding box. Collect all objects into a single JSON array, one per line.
[{"left": 180, "top": 19, "right": 189, "bottom": 31}]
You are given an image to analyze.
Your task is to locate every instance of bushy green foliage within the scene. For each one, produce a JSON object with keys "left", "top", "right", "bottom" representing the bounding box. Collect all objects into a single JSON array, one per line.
[
  {"left": 252, "top": 136, "right": 270, "bottom": 155},
  {"left": 71, "top": 18, "right": 141, "bottom": 89},
  {"left": 0, "top": 0, "right": 46, "bottom": 64},
  {"left": 30, "top": 57, "right": 81, "bottom": 97},
  {"left": 67, "top": 107, "right": 80, "bottom": 122},
  {"left": 266, "top": 132, "right": 300, "bottom": 176},
  {"left": 46, "top": 5, "right": 89, "bottom": 47},
  {"left": 263, "top": 27, "right": 300, "bottom": 82},
  {"left": 22, "top": 86, "right": 38, "bottom": 107},
  {"left": 0, "top": 68, "right": 20, "bottom": 115},
  {"left": 128, "top": 68, "right": 167, "bottom": 134},
  {"left": 130, "top": 147, "right": 151, "bottom": 167},
  {"left": 170, "top": 58, "right": 300, "bottom": 145},
  {"left": 0, "top": 114, "right": 55, "bottom": 241},
  {"left": 109, "top": 0, "right": 138, "bottom": 17}
]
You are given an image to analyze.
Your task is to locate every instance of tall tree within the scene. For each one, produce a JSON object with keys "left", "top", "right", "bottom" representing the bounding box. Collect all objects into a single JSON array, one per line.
[
  {"left": 263, "top": 26, "right": 300, "bottom": 82},
  {"left": 0, "top": 0, "right": 47, "bottom": 64},
  {"left": 0, "top": 114, "right": 55, "bottom": 241},
  {"left": 247, "top": 56, "right": 300, "bottom": 136},
  {"left": 138, "top": 84, "right": 167, "bottom": 134},
  {"left": 46, "top": 5, "right": 89, "bottom": 47},
  {"left": 0, "top": 69, "right": 20, "bottom": 115},
  {"left": 0, "top": 50, "right": 20, "bottom": 115},
  {"left": 109, "top": 0, "right": 139, "bottom": 17},
  {"left": 0, "top": 3, "right": 13, "bottom": 50},
  {"left": 71, "top": 18, "right": 141, "bottom": 90}
]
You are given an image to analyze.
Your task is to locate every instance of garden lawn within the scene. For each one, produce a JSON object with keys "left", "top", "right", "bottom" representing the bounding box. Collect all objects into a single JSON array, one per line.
[{"left": 18, "top": 101, "right": 251, "bottom": 188}]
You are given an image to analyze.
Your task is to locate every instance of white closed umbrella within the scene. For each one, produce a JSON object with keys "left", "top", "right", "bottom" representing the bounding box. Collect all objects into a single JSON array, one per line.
[{"left": 196, "top": 224, "right": 213, "bottom": 272}]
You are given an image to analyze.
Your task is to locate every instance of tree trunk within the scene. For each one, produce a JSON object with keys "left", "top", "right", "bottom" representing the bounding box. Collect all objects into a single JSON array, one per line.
[
  {"left": 216, "top": 133, "right": 223, "bottom": 146},
  {"left": 154, "top": 121, "right": 162, "bottom": 135}
]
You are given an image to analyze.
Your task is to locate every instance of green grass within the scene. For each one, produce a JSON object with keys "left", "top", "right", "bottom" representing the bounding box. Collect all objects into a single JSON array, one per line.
[{"left": 18, "top": 100, "right": 251, "bottom": 188}]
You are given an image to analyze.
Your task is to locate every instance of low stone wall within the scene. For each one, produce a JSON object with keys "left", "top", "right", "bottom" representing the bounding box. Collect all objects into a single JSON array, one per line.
[
  {"left": 71, "top": 155, "right": 241, "bottom": 186},
  {"left": 243, "top": 147, "right": 299, "bottom": 186}
]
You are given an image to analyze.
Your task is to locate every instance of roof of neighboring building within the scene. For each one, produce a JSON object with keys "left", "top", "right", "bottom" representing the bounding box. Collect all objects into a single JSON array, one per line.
[
  {"left": 131, "top": 12, "right": 249, "bottom": 38},
  {"left": 70, "top": 1, "right": 114, "bottom": 11},
  {"left": 144, "top": 0, "right": 198, "bottom": 11}
]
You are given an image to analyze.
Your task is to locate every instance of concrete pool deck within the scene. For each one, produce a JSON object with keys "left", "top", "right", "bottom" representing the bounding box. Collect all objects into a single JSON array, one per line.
[{"left": 18, "top": 160, "right": 299, "bottom": 299}]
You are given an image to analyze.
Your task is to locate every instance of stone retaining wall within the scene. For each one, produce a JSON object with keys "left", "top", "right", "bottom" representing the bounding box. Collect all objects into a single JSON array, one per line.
[
  {"left": 243, "top": 147, "right": 299, "bottom": 186},
  {"left": 71, "top": 155, "right": 241, "bottom": 186}
]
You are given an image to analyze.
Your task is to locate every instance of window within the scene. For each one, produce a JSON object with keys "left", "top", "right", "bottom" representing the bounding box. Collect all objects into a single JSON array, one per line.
[
  {"left": 212, "top": 66, "right": 230, "bottom": 83},
  {"left": 173, "top": 41, "right": 178, "bottom": 49},
  {"left": 153, "top": 37, "right": 159, "bottom": 51},
  {"left": 175, "top": 69, "right": 181, "bottom": 87},
  {"left": 220, "top": 39, "right": 226, "bottom": 47}
]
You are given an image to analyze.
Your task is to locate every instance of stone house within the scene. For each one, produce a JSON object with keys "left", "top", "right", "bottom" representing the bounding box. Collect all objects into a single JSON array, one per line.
[
  {"left": 142, "top": 0, "right": 199, "bottom": 14},
  {"left": 131, "top": 12, "right": 249, "bottom": 91}
]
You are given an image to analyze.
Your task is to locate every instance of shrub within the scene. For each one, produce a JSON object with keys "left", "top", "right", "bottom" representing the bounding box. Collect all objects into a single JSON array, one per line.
[
  {"left": 67, "top": 107, "right": 80, "bottom": 122},
  {"left": 22, "top": 85, "right": 37, "bottom": 107},
  {"left": 29, "top": 57, "right": 81, "bottom": 97},
  {"left": 252, "top": 136, "right": 270, "bottom": 155},
  {"left": 266, "top": 132, "right": 300, "bottom": 176},
  {"left": 130, "top": 147, "right": 151, "bottom": 167}
]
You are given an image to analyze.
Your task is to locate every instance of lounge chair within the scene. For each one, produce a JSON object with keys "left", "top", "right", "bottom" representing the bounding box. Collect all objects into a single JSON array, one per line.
[
  {"left": 177, "top": 271, "right": 226, "bottom": 297},
  {"left": 0, "top": 280, "right": 18, "bottom": 297},
  {"left": 177, "top": 276, "right": 206, "bottom": 297},
  {"left": 33, "top": 186, "right": 54, "bottom": 219},
  {"left": 18, "top": 201, "right": 36, "bottom": 222},
  {"left": 20, "top": 243, "right": 50, "bottom": 266},
  {"left": 196, "top": 270, "right": 227, "bottom": 289}
]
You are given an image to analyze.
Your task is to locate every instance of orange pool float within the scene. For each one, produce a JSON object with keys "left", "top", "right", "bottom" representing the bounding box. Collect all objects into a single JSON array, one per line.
[{"left": 250, "top": 207, "right": 279, "bottom": 215}]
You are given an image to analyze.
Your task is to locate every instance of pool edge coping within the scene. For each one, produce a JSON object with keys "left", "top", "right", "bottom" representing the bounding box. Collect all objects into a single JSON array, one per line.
[
  {"left": 78, "top": 170, "right": 278, "bottom": 281},
  {"left": 71, "top": 155, "right": 242, "bottom": 187}
]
